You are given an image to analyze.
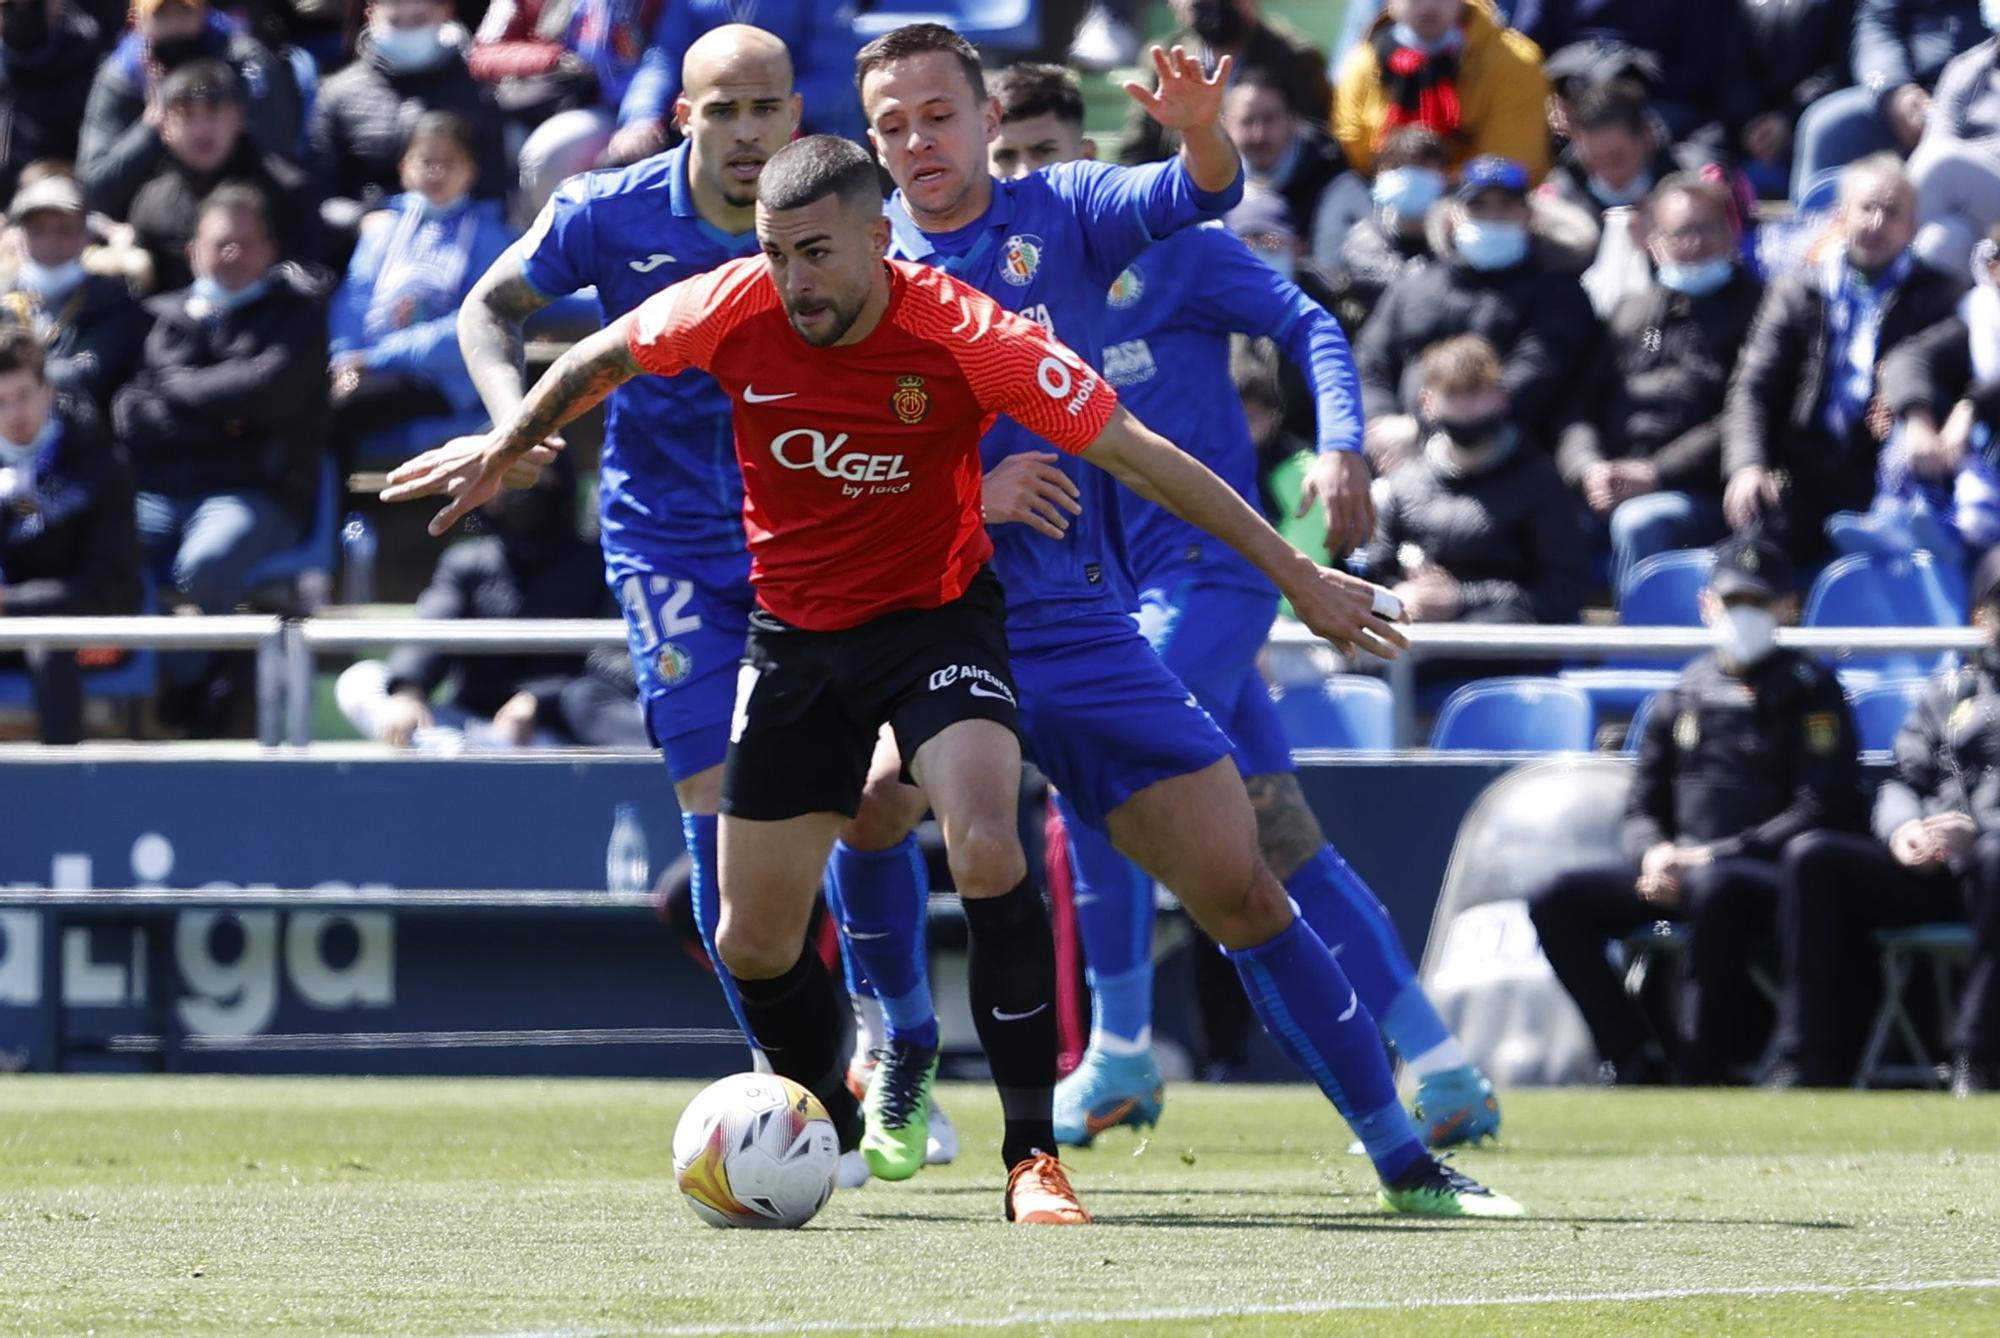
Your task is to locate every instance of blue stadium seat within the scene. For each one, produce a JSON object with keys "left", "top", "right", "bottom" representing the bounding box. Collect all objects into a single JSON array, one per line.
[
  {"left": 852, "top": 0, "right": 1039, "bottom": 48},
  {"left": 1563, "top": 549, "right": 1716, "bottom": 712},
  {"left": 1848, "top": 678, "right": 1925, "bottom": 753},
  {"left": 1429, "top": 677, "right": 1594, "bottom": 753},
  {"left": 0, "top": 578, "right": 160, "bottom": 714},
  {"left": 244, "top": 457, "right": 339, "bottom": 612},
  {"left": 1623, "top": 690, "right": 1663, "bottom": 754},
  {"left": 1270, "top": 674, "right": 1394, "bottom": 751},
  {"left": 1804, "top": 552, "right": 1959, "bottom": 682}
]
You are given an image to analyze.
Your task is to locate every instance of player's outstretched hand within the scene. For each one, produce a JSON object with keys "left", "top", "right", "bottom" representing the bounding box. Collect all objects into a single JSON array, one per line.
[
  {"left": 382, "top": 433, "right": 551, "bottom": 537},
  {"left": 1123, "top": 45, "right": 1232, "bottom": 132},
  {"left": 1298, "top": 451, "right": 1376, "bottom": 559},
  {"left": 1286, "top": 565, "right": 1410, "bottom": 661},
  {"left": 983, "top": 450, "right": 1083, "bottom": 540}
]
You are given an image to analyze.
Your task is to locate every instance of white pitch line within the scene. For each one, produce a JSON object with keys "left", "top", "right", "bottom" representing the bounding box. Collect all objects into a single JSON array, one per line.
[{"left": 467, "top": 1276, "right": 2000, "bottom": 1338}]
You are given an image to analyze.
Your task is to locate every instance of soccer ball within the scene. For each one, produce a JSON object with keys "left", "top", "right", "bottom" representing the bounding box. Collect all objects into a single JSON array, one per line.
[{"left": 672, "top": 1073, "right": 840, "bottom": 1229}]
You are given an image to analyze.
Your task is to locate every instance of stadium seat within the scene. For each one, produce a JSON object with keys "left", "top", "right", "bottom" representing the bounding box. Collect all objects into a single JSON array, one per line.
[
  {"left": 1622, "top": 690, "right": 1663, "bottom": 754},
  {"left": 1428, "top": 677, "right": 1594, "bottom": 753},
  {"left": 1804, "top": 552, "right": 1959, "bottom": 682},
  {"left": 0, "top": 579, "right": 160, "bottom": 725},
  {"left": 851, "top": 0, "right": 1039, "bottom": 49},
  {"left": 244, "top": 457, "right": 339, "bottom": 613},
  {"left": 1855, "top": 923, "right": 1974, "bottom": 1089},
  {"left": 1269, "top": 674, "right": 1394, "bottom": 751},
  {"left": 1562, "top": 549, "right": 1714, "bottom": 713},
  {"left": 1848, "top": 679, "right": 1925, "bottom": 753}
]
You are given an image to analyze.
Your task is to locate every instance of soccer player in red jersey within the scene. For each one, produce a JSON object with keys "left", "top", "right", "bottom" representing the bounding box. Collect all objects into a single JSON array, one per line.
[{"left": 384, "top": 135, "right": 1410, "bottom": 1224}]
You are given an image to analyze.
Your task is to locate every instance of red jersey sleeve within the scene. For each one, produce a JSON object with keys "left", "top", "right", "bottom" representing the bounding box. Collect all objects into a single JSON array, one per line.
[
  {"left": 625, "top": 255, "right": 777, "bottom": 379},
  {"left": 891, "top": 263, "right": 1119, "bottom": 455}
]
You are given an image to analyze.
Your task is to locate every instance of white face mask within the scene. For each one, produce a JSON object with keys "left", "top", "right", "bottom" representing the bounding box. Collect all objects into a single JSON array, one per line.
[
  {"left": 1714, "top": 604, "right": 1778, "bottom": 668},
  {"left": 373, "top": 20, "right": 444, "bottom": 69},
  {"left": 16, "top": 256, "right": 85, "bottom": 298}
]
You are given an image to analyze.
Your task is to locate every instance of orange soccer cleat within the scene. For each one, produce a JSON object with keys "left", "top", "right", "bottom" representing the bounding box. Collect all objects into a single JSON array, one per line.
[{"left": 1004, "top": 1153, "right": 1091, "bottom": 1225}]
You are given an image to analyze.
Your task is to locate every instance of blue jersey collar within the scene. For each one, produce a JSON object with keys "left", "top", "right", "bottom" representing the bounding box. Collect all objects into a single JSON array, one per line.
[
  {"left": 885, "top": 176, "right": 1018, "bottom": 262},
  {"left": 667, "top": 143, "right": 759, "bottom": 249}
]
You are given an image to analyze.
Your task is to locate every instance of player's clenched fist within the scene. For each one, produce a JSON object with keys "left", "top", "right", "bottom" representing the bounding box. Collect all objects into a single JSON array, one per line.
[
  {"left": 1282, "top": 565, "right": 1410, "bottom": 662},
  {"left": 983, "top": 451, "right": 1083, "bottom": 539}
]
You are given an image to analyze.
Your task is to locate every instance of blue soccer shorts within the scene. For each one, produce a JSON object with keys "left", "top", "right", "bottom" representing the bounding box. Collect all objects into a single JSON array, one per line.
[
  {"left": 612, "top": 551, "right": 755, "bottom": 783},
  {"left": 1134, "top": 574, "right": 1292, "bottom": 780},
  {"left": 1011, "top": 613, "right": 1236, "bottom": 832}
]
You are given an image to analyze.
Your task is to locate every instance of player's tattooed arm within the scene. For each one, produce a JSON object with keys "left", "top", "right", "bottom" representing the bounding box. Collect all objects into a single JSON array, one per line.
[
  {"left": 459, "top": 245, "right": 556, "bottom": 422},
  {"left": 1244, "top": 772, "right": 1330, "bottom": 882},
  {"left": 491, "top": 321, "right": 642, "bottom": 463}
]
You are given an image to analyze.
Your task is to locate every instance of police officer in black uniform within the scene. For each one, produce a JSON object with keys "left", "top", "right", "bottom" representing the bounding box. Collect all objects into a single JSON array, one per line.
[
  {"left": 1777, "top": 551, "right": 2000, "bottom": 1095},
  {"left": 1529, "top": 536, "right": 1866, "bottom": 1084}
]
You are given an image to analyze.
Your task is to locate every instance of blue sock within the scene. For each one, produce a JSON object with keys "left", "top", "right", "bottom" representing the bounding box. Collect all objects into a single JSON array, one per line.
[
  {"left": 682, "top": 811, "right": 755, "bottom": 1047},
  {"left": 820, "top": 867, "right": 876, "bottom": 1002},
  {"left": 826, "top": 837, "right": 938, "bottom": 1051},
  {"left": 1060, "top": 798, "right": 1154, "bottom": 1050},
  {"left": 1228, "top": 915, "right": 1427, "bottom": 1184},
  {"left": 1284, "top": 845, "right": 1450, "bottom": 1062}
]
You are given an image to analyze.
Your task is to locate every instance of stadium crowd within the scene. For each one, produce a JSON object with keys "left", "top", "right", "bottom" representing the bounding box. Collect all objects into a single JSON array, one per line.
[{"left": 0, "top": 0, "right": 1995, "bottom": 1089}]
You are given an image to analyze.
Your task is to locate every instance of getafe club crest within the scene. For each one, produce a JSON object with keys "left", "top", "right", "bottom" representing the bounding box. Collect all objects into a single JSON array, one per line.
[
  {"left": 999, "top": 233, "right": 1043, "bottom": 286},
  {"left": 658, "top": 644, "right": 693, "bottom": 686},
  {"left": 1108, "top": 266, "right": 1144, "bottom": 308},
  {"left": 891, "top": 374, "right": 930, "bottom": 425}
]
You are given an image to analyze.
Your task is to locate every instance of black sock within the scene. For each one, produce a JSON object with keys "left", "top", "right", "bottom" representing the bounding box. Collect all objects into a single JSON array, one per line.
[
  {"left": 731, "top": 946, "right": 863, "bottom": 1151},
  {"left": 962, "top": 878, "right": 1058, "bottom": 1169}
]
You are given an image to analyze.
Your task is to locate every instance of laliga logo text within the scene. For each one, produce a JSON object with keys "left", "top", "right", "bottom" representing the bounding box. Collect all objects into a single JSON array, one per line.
[{"left": 769, "top": 429, "right": 913, "bottom": 498}]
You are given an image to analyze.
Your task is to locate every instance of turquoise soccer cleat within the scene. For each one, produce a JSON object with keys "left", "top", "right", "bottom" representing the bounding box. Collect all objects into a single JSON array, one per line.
[
  {"left": 1053, "top": 1046, "right": 1164, "bottom": 1147},
  {"left": 1412, "top": 1064, "right": 1502, "bottom": 1149}
]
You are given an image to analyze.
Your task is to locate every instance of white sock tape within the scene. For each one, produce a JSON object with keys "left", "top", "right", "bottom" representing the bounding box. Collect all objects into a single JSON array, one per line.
[{"left": 1371, "top": 586, "right": 1404, "bottom": 621}]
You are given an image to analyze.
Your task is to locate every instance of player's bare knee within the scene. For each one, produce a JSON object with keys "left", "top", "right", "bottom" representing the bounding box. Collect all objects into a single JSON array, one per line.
[
  {"left": 945, "top": 823, "right": 1026, "bottom": 900},
  {"left": 1245, "top": 772, "right": 1325, "bottom": 882},
  {"left": 714, "top": 913, "right": 800, "bottom": 982},
  {"left": 674, "top": 765, "right": 725, "bottom": 817}
]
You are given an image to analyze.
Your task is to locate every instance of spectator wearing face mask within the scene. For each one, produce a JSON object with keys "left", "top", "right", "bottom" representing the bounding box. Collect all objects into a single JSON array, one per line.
[
  {"left": 115, "top": 185, "right": 327, "bottom": 625},
  {"left": 334, "top": 454, "right": 646, "bottom": 751},
  {"left": 326, "top": 112, "right": 512, "bottom": 468},
  {"left": 1354, "top": 156, "right": 1598, "bottom": 476},
  {"left": 0, "top": 0, "right": 104, "bottom": 203},
  {"left": 1545, "top": 80, "right": 1721, "bottom": 223},
  {"left": 1337, "top": 124, "right": 1446, "bottom": 331},
  {"left": 0, "top": 171, "right": 148, "bottom": 416},
  {"left": 1559, "top": 173, "right": 1762, "bottom": 593},
  {"left": 1117, "top": 0, "right": 1331, "bottom": 166},
  {"left": 1528, "top": 536, "right": 1864, "bottom": 1085},
  {"left": 1724, "top": 154, "right": 1965, "bottom": 568},
  {"left": 310, "top": 0, "right": 507, "bottom": 242},
  {"left": 1334, "top": 0, "right": 1551, "bottom": 183},
  {"left": 1221, "top": 68, "right": 1366, "bottom": 272},
  {"left": 1356, "top": 333, "right": 1586, "bottom": 629},
  {"left": 77, "top": 0, "right": 302, "bottom": 210},
  {"left": 0, "top": 325, "right": 141, "bottom": 744},
  {"left": 109, "top": 60, "right": 321, "bottom": 293}
]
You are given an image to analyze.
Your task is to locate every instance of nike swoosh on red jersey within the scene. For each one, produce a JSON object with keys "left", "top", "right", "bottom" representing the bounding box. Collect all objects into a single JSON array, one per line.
[{"left": 743, "top": 386, "right": 797, "bottom": 402}]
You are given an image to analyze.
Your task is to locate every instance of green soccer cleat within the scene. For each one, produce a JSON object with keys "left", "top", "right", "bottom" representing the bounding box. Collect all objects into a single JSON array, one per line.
[
  {"left": 860, "top": 1039, "right": 937, "bottom": 1182},
  {"left": 1378, "top": 1156, "right": 1524, "bottom": 1218}
]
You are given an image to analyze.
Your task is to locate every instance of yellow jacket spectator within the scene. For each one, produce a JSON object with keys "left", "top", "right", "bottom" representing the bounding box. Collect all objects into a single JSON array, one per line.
[{"left": 1334, "top": 0, "right": 1550, "bottom": 182}]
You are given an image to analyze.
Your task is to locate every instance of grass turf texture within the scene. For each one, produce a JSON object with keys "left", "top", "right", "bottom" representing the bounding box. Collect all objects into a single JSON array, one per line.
[{"left": 3, "top": 1079, "right": 1997, "bottom": 1336}]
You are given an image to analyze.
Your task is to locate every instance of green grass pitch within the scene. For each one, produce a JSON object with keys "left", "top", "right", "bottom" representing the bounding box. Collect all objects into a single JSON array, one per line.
[{"left": 3, "top": 1077, "right": 1998, "bottom": 1335}]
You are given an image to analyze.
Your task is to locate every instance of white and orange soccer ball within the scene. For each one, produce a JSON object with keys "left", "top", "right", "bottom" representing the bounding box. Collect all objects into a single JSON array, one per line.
[{"left": 672, "top": 1073, "right": 840, "bottom": 1229}]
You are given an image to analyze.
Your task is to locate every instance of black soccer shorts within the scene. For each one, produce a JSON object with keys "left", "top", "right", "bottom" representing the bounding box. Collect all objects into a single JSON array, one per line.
[{"left": 721, "top": 569, "right": 1020, "bottom": 821}]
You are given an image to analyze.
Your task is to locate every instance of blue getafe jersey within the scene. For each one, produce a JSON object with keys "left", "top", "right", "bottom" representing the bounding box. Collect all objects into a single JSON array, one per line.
[
  {"left": 520, "top": 144, "right": 759, "bottom": 572},
  {"left": 1103, "top": 223, "right": 1364, "bottom": 592},
  {"left": 885, "top": 158, "right": 1240, "bottom": 630}
]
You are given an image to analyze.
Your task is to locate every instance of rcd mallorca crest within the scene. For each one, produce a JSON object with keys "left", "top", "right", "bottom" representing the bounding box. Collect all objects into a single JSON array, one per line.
[{"left": 891, "top": 375, "right": 930, "bottom": 425}]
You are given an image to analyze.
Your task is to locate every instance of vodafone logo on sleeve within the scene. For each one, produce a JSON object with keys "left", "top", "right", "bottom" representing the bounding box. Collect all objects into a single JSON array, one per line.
[{"left": 768, "top": 429, "right": 912, "bottom": 492}]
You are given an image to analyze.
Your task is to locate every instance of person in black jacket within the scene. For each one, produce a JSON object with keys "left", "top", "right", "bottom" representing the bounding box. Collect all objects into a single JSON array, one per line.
[
  {"left": 334, "top": 456, "right": 645, "bottom": 750},
  {"left": 0, "top": 327, "right": 142, "bottom": 743},
  {"left": 77, "top": 0, "right": 302, "bottom": 212},
  {"left": 117, "top": 184, "right": 327, "bottom": 619},
  {"left": 309, "top": 0, "right": 507, "bottom": 243},
  {"left": 1336, "top": 124, "right": 1445, "bottom": 333},
  {"left": 1528, "top": 536, "right": 1866, "bottom": 1084},
  {"left": 1354, "top": 155, "right": 1600, "bottom": 470},
  {"left": 1719, "top": 0, "right": 1855, "bottom": 199},
  {"left": 0, "top": 172, "right": 148, "bottom": 416},
  {"left": 1723, "top": 154, "right": 1966, "bottom": 569},
  {"left": 1544, "top": 81, "right": 1722, "bottom": 223},
  {"left": 1356, "top": 333, "right": 1587, "bottom": 630},
  {"left": 106, "top": 60, "right": 322, "bottom": 293},
  {"left": 1559, "top": 173, "right": 1763, "bottom": 592},
  {"left": 0, "top": 0, "right": 104, "bottom": 203},
  {"left": 1777, "top": 550, "right": 2000, "bottom": 1094}
]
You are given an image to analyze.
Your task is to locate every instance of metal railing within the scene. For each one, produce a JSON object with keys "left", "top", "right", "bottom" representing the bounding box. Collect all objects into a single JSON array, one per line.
[{"left": 0, "top": 616, "right": 1985, "bottom": 749}]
